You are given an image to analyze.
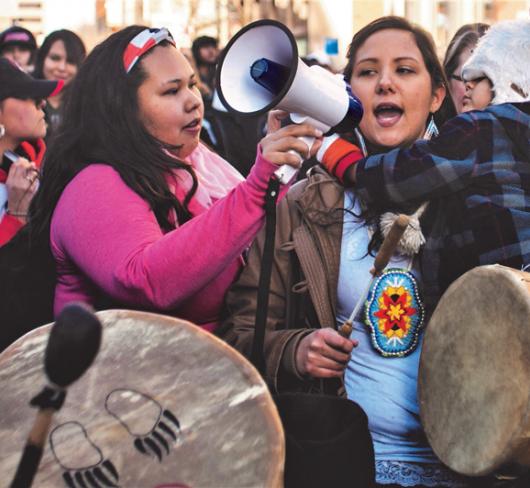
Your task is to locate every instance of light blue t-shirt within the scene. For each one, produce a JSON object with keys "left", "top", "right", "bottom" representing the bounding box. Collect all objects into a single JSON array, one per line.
[{"left": 337, "top": 191, "right": 437, "bottom": 465}]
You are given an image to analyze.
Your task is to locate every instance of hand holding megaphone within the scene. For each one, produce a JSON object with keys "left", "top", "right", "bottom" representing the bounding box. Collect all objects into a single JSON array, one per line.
[
  {"left": 216, "top": 20, "right": 363, "bottom": 184},
  {"left": 260, "top": 110, "right": 323, "bottom": 177}
]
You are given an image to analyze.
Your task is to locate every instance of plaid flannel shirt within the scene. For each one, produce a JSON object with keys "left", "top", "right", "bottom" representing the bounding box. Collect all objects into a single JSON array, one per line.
[{"left": 356, "top": 102, "right": 530, "bottom": 313}]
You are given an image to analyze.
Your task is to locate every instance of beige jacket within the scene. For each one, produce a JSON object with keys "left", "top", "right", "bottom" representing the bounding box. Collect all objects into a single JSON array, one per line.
[{"left": 219, "top": 168, "right": 346, "bottom": 393}]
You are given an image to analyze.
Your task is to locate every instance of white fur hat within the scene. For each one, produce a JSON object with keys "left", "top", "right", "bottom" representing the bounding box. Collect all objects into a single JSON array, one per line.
[{"left": 461, "top": 18, "right": 530, "bottom": 104}]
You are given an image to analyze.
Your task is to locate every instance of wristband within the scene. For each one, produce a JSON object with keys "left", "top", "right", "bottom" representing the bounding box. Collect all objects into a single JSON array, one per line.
[
  {"left": 334, "top": 151, "right": 363, "bottom": 182},
  {"left": 316, "top": 134, "right": 362, "bottom": 182}
]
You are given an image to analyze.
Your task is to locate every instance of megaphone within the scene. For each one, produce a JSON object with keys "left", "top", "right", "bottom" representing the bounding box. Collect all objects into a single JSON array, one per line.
[{"left": 216, "top": 19, "right": 363, "bottom": 183}]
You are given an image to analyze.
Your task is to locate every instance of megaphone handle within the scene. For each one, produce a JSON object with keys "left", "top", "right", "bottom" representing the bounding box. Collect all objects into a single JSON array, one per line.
[{"left": 274, "top": 135, "right": 315, "bottom": 184}]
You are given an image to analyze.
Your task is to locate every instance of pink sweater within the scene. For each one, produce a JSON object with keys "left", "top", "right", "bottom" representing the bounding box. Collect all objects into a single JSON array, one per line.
[{"left": 50, "top": 149, "right": 288, "bottom": 332}]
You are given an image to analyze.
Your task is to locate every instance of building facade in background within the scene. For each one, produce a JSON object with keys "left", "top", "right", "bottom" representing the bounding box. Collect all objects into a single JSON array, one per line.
[{"left": 1, "top": 0, "right": 529, "bottom": 68}]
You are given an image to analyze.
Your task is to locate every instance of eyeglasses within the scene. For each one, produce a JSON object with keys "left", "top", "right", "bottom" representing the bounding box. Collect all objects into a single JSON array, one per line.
[{"left": 463, "top": 76, "right": 488, "bottom": 85}]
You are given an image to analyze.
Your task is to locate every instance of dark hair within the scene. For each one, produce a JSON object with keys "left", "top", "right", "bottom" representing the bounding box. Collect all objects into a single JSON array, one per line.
[
  {"left": 344, "top": 16, "right": 456, "bottom": 129},
  {"left": 191, "top": 35, "right": 218, "bottom": 66},
  {"left": 0, "top": 25, "right": 37, "bottom": 51},
  {"left": 443, "top": 23, "right": 489, "bottom": 81},
  {"left": 33, "top": 29, "right": 86, "bottom": 79},
  {"left": 0, "top": 26, "right": 38, "bottom": 68},
  {"left": 341, "top": 17, "right": 456, "bottom": 254},
  {"left": 29, "top": 25, "right": 197, "bottom": 249}
]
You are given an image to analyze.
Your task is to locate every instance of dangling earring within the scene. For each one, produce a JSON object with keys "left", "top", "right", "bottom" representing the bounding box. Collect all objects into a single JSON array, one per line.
[
  {"left": 0, "top": 124, "right": 4, "bottom": 138},
  {"left": 354, "top": 128, "right": 368, "bottom": 156},
  {"left": 423, "top": 114, "right": 439, "bottom": 140}
]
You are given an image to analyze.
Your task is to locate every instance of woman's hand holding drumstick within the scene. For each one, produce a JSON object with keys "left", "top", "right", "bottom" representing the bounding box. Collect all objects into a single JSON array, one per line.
[
  {"left": 338, "top": 214, "right": 411, "bottom": 338},
  {"left": 295, "top": 214, "right": 411, "bottom": 378}
]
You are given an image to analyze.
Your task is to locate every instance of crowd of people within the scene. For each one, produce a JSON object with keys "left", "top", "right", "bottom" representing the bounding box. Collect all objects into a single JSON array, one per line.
[{"left": 1, "top": 14, "right": 529, "bottom": 488}]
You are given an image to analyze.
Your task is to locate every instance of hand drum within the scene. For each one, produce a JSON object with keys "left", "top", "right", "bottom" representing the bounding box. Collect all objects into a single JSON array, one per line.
[{"left": 0, "top": 310, "right": 284, "bottom": 487}]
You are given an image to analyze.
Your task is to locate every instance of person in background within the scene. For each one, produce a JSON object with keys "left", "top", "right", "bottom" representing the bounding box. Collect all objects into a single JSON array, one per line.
[
  {"left": 212, "top": 105, "right": 267, "bottom": 177},
  {"left": 25, "top": 26, "right": 320, "bottom": 332},
  {"left": 33, "top": 29, "right": 86, "bottom": 142},
  {"left": 190, "top": 35, "right": 224, "bottom": 154},
  {"left": 0, "top": 25, "right": 37, "bottom": 74},
  {"left": 443, "top": 23, "right": 489, "bottom": 113},
  {"left": 221, "top": 16, "right": 463, "bottom": 488},
  {"left": 191, "top": 35, "right": 219, "bottom": 93},
  {"left": 190, "top": 34, "right": 266, "bottom": 176},
  {"left": 302, "top": 50, "right": 334, "bottom": 72},
  {"left": 0, "top": 58, "right": 62, "bottom": 246}
]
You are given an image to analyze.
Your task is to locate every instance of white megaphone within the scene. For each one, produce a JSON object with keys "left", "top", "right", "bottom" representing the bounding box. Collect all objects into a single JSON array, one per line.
[{"left": 216, "top": 19, "right": 363, "bottom": 184}]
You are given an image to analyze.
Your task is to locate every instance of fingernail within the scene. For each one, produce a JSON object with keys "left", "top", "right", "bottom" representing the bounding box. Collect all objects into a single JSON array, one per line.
[{"left": 315, "top": 129, "right": 323, "bottom": 137}]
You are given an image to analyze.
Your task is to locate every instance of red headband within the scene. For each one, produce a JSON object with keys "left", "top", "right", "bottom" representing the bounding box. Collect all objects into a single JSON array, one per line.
[{"left": 123, "top": 28, "right": 175, "bottom": 74}]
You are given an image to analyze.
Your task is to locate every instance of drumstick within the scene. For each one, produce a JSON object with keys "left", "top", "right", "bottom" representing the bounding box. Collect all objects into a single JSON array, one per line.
[
  {"left": 10, "top": 303, "right": 102, "bottom": 488},
  {"left": 339, "top": 214, "right": 410, "bottom": 338}
]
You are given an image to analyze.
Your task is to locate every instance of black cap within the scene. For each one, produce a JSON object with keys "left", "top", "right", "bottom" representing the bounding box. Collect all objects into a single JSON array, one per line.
[
  {"left": 0, "top": 26, "right": 37, "bottom": 52},
  {"left": 0, "top": 58, "right": 63, "bottom": 101}
]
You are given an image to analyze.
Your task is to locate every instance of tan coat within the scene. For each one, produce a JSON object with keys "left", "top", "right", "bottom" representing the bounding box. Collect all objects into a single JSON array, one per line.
[{"left": 219, "top": 168, "right": 346, "bottom": 393}]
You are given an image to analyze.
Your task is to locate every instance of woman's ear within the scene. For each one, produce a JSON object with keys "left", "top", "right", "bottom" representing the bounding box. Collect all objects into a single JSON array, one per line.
[{"left": 430, "top": 84, "right": 446, "bottom": 113}]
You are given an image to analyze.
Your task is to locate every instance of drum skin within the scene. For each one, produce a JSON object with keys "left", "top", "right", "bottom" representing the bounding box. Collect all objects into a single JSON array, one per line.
[
  {"left": 419, "top": 265, "right": 530, "bottom": 476},
  {"left": 0, "top": 310, "right": 284, "bottom": 487}
]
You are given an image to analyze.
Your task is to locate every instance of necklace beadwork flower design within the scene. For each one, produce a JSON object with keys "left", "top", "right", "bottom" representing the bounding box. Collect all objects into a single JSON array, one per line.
[{"left": 365, "top": 269, "right": 424, "bottom": 357}]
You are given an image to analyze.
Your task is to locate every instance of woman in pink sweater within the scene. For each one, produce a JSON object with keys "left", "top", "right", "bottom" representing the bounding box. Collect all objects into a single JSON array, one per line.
[{"left": 29, "top": 26, "right": 321, "bottom": 332}]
